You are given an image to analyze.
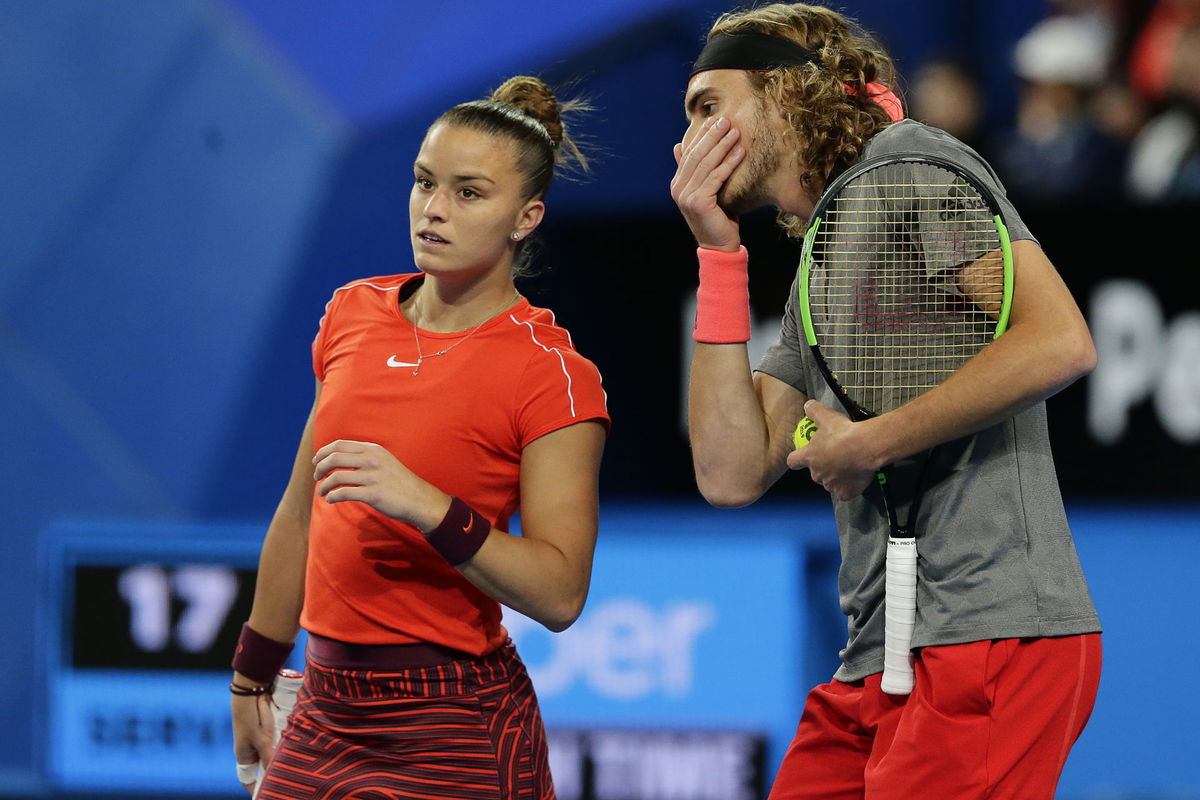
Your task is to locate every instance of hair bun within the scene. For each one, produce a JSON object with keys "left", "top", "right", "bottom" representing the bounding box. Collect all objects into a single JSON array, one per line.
[{"left": 491, "top": 76, "right": 563, "bottom": 145}]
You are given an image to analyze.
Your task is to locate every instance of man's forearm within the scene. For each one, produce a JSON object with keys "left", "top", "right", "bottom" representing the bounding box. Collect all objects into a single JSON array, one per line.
[{"left": 688, "top": 343, "right": 778, "bottom": 507}]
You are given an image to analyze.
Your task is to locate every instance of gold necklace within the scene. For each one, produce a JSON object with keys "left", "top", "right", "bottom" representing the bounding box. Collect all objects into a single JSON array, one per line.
[{"left": 409, "top": 289, "right": 519, "bottom": 376}]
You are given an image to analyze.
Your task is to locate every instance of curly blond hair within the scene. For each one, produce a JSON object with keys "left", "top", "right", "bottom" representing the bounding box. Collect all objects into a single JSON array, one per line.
[{"left": 708, "top": 3, "right": 899, "bottom": 236}]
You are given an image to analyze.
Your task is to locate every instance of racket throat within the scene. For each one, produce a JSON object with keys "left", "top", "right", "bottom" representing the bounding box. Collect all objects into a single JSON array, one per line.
[{"left": 876, "top": 471, "right": 905, "bottom": 534}]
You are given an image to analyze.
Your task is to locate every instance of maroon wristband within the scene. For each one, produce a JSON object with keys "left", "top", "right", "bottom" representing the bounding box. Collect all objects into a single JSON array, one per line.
[
  {"left": 231, "top": 623, "right": 293, "bottom": 686},
  {"left": 425, "top": 496, "right": 491, "bottom": 566}
]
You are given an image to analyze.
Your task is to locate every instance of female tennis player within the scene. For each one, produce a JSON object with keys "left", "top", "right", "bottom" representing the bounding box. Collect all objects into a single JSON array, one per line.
[
  {"left": 229, "top": 75, "right": 608, "bottom": 800},
  {"left": 672, "top": 4, "right": 1101, "bottom": 799}
]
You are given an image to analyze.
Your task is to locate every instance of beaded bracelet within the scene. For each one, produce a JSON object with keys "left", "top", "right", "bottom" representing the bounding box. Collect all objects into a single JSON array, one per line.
[{"left": 230, "top": 680, "right": 273, "bottom": 725}]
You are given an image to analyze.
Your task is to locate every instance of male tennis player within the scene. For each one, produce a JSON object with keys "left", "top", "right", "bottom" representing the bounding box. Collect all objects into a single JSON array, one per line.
[{"left": 671, "top": 4, "right": 1102, "bottom": 798}]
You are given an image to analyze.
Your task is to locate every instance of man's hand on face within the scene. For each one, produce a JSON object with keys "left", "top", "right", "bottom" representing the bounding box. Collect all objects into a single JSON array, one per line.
[{"left": 671, "top": 116, "right": 745, "bottom": 252}]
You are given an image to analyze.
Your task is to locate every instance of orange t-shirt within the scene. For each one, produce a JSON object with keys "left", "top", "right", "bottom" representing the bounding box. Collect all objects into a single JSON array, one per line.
[{"left": 300, "top": 273, "right": 609, "bottom": 654}]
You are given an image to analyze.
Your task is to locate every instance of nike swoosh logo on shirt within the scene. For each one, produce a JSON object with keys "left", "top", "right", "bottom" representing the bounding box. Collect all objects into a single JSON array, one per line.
[{"left": 386, "top": 355, "right": 419, "bottom": 368}]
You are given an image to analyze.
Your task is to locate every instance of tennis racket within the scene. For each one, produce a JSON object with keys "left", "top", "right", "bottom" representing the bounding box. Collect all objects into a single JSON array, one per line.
[{"left": 793, "top": 153, "right": 1014, "bottom": 695}]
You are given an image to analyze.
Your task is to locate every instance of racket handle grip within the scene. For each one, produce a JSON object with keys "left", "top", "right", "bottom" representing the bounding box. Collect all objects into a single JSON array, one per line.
[
  {"left": 881, "top": 537, "right": 917, "bottom": 696},
  {"left": 270, "top": 670, "right": 303, "bottom": 744}
]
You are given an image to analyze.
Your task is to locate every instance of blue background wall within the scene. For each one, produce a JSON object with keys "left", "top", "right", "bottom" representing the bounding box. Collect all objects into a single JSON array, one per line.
[{"left": 3, "top": 1, "right": 1197, "bottom": 797}]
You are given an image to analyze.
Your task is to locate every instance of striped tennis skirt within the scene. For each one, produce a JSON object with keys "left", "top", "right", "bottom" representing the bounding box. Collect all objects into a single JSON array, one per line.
[{"left": 256, "top": 636, "right": 555, "bottom": 800}]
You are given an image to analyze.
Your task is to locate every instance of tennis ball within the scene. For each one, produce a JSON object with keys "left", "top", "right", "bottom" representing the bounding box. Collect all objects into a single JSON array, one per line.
[{"left": 793, "top": 416, "right": 818, "bottom": 449}]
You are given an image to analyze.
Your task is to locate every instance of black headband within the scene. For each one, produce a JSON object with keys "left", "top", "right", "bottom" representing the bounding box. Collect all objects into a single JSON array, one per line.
[{"left": 690, "top": 31, "right": 821, "bottom": 77}]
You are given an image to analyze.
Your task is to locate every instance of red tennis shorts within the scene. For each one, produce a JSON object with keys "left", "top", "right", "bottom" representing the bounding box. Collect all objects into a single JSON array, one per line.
[
  {"left": 769, "top": 633, "right": 1102, "bottom": 800},
  {"left": 256, "top": 640, "right": 554, "bottom": 800}
]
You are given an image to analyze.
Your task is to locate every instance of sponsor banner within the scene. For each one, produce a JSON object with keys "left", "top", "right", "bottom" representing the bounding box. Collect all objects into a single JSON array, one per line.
[
  {"left": 548, "top": 729, "right": 767, "bottom": 800},
  {"left": 506, "top": 507, "right": 810, "bottom": 778}
]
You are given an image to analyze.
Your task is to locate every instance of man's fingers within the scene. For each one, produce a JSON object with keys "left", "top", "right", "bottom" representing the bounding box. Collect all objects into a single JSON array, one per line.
[
  {"left": 802, "top": 399, "right": 842, "bottom": 427},
  {"left": 672, "top": 119, "right": 741, "bottom": 218},
  {"left": 677, "top": 119, "right": 739, "bottom": 182},
  {"left": 677, "top": 131, "right": 743, "bottom": 215},
  {"left": 695, "top": 142, "right": 744, "bottom": 198},
  {"left": 680, "top": 115, "right": 716, "bottom": 154},
  {"left": 682, "top": 123, "right": 740, "bottom": 179}
]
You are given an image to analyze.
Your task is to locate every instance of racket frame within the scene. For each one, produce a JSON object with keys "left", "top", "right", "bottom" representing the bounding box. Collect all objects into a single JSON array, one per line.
[{"left": 796, "top": 152, "right": 1014, "bottom": 695}]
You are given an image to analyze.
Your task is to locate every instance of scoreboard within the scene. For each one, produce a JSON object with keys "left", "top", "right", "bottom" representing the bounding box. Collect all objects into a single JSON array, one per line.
[
  {"left": 39, "top": 521, "right": 307, "bottom": 793},
  {"left": 39, "top": 514, "right": 805, "bottom": 798}
]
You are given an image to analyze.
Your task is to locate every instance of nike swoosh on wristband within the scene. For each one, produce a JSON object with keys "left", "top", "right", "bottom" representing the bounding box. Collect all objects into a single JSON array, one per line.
[{"left": 386, "top": 355, "right": 419, "bottom": 368}]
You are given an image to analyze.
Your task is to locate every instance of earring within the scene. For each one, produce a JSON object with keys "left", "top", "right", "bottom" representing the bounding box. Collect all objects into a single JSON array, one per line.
[{"left": 511, "top": 232, "right": 521, "bottom": 241}]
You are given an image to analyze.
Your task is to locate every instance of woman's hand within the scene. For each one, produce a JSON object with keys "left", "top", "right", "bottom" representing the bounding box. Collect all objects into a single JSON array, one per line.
[
  {"left": 231, "top": 690, "right": 274, "bottom": 795},
  {"left": 313, "top": 440, "right": 451, "bottom": 532}
]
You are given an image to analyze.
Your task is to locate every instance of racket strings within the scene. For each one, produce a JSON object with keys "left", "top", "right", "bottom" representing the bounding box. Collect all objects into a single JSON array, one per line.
[{"left": 809, "top": 162, "right": 1005, "bottom": 414}]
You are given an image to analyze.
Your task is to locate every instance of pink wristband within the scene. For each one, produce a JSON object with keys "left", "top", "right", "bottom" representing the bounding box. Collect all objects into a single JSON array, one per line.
[
  {"left": 694, "top": 246, "right": 752, "bottom": 343},
  {"left": 425, "top": 496, "right": 491, "bottom": 566},
  {"left": 231, "top": 623, "right": 293, "bottom": 686}
]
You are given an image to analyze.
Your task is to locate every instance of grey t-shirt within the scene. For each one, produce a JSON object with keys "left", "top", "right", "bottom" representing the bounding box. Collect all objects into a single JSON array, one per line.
[{"left": 756, "top": 120, "right": 1101, "bottom": 682}]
